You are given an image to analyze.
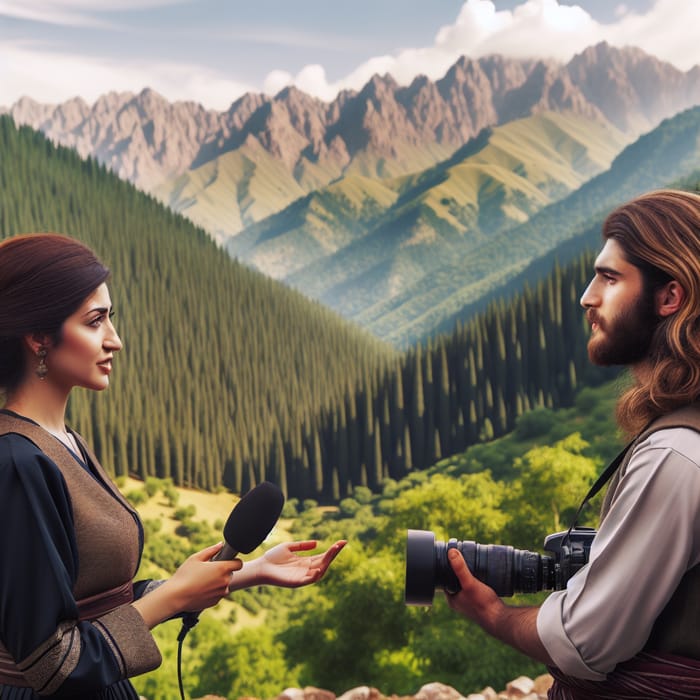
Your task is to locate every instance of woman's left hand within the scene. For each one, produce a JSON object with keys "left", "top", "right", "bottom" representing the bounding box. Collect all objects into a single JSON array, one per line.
[{"left": 228, "top": 539, "right": 347, "bottom": 591}]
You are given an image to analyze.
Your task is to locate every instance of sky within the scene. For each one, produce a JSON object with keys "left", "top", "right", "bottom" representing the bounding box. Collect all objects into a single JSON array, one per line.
[{"left": 1, "top": 0, "right": 698, "bottom": 111}]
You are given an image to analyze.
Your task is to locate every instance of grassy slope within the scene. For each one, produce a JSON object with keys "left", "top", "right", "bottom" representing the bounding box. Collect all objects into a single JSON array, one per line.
[
  {"left": 128, "top": 476, "right": 298, "bottom": 628},
  {"left": 226, "top": 174, "right": 399, "bottom": 278},
  {"left": 283, "top": 112, "right": 628, "bottom": 307},
  {"left": 153, "top": 140, "right": 307, "bottom": 241},
  {"left": 153, "top": 135, "right": 455, "bottom": 244},
  {"left": 366, "top": 107, "right": 700, "bottom": 346}
]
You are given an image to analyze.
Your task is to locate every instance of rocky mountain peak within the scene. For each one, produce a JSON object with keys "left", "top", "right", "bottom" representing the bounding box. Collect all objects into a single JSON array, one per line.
[
  {"left": 10, "top": 96, "right": 53, "bottom": 126},
  {"left": 565, "top": 41, "right": 696, "bottom": 131},
  {"left": 360, "top": 73, "right": 401, "bottom": 99},
  {"left": 9, "top": 44, "right": 700, "bottom": 195},
  {"left": 500, "top": 59, "right": 604, "bottom": 122}
]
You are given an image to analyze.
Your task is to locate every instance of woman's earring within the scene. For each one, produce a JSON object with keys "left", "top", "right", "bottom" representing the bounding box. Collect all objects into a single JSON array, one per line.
[{"left": 36, "top": 347, "right": 48, "bottom": 379}]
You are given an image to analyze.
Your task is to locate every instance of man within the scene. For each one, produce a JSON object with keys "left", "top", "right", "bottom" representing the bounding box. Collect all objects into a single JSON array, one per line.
[{"left": 446, "top": 189, "right": 700, "bottom": 698}]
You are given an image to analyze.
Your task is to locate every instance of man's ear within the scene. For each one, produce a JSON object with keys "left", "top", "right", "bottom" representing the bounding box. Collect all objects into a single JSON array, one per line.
[{"left": 656, "top": 280, "right": 686, "bottom": 317}]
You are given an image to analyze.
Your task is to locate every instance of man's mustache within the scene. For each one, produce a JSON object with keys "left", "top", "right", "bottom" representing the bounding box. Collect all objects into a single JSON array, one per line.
[{"left": 585, "top": 309, "right": 602, "bottom": 328}]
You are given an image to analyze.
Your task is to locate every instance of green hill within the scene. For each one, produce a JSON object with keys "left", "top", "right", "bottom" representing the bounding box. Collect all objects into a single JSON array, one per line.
[
  {"left": 153, "top": 137, "right": 309, "bottom": 244},
  {"left": 427, "top": 167, "right": 700, "bottom": 343},
  {"left": 226, "top": 173, "right": 400, "bottom": 277},
  {"left": 0, "top": 116, "right": 397, "bottom": 495},
  {"left": 230, "top": 112, "right": 628, "bottom": 324},
  {"left": 367, "top": 105, "right": 700, "bottom": 346}
]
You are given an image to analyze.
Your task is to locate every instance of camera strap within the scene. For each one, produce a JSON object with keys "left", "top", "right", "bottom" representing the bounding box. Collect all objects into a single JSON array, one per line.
[
  {"left": 565, "top": 437, "right": 636, "bottom": 538},
  {"left": 565, "top": 403, "right": 700, "bottom": 544}
]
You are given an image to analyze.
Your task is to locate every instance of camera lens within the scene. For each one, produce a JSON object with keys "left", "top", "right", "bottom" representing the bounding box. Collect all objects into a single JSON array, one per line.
[
  {"left": 455, "top": 540, "right": 550, "bottom": 596},
  {"left": 405, "top": 529, "right": 555, "bottom": 605},
  {"left": 405, "top": 529, "right": 439, "bottom": 605}
]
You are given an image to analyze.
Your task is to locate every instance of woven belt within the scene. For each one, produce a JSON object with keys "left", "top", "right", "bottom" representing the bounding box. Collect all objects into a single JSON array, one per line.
[{"left": 0, "top": 581, "right": 134, "bottom": 687}]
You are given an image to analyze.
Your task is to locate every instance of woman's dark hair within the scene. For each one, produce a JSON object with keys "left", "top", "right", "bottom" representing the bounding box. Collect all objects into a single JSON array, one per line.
[{"left": 0, "top": 233, "right": 110, "bottom": 393}]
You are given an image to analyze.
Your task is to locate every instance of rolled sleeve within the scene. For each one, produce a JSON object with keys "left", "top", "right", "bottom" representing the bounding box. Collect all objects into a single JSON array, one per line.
[{"left": 538, "top": 590, "right": 606, "bottom": 680}]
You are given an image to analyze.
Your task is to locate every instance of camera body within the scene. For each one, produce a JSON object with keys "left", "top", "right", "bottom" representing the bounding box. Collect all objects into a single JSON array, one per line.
[
  {"left": 404, "top": 527, "right": 596, "bottom": 606},
  {"left": 542, "top": 527, "right": 595, "bottom": 591}
]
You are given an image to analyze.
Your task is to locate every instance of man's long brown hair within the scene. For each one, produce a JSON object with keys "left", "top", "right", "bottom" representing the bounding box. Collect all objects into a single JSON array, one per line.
[{"left": 602, "top": 189, "right": 700, "bottom": 435}]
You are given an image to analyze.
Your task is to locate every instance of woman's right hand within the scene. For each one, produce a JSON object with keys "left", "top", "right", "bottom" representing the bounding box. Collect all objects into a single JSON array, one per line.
[{"left": 133, "top": 542, "right": 242, "bottom": 628}]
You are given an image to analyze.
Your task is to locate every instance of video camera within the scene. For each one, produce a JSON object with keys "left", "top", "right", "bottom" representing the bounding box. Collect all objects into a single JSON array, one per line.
[{"left": 404, "top": 527, "right": 595, "bottom": 605}]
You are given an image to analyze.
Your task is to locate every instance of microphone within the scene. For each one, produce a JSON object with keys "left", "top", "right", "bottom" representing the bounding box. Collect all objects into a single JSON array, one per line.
[
  {"left": 177, "top": 482, "right": 284, "bottom": 700},
  {"left": 212, "top": 480, "right": 285, "bottom": 561}
]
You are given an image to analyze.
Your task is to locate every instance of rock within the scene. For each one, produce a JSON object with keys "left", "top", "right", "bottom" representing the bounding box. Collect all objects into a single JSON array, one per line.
[
  {"left": 474, "top": 688, "right": 497, "bottom": 700},
  {"left": 505, "top": 676, "right": 534, "bottom": 696},
  {"left": 337, "top": 687, "right": 389, "bottom": 700},
  {"left": 532, "top": 675, "right": 553, "bottom": 697},
  {"left": 304, "top": 688, "right": 337, "bottom": 700},
  {"left": 415, "top": 682, "right": 467, "bottom": 700},
  {"left": 465, "top": 687, "right": 498, "bottom": 700},
  {"left": 194, "top": 674, "right": 555, "bottom": 700},
  {"left": 276, "top": 688, "right": 336, "bottom": 700},
  {"left": 278, "top": 690, "right": 307, "bottom": 700}
]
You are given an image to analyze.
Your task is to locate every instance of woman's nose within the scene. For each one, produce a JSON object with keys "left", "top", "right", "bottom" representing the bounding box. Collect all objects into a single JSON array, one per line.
[{"left": 105, "top": 323, "right": 123, "bottom": 351}]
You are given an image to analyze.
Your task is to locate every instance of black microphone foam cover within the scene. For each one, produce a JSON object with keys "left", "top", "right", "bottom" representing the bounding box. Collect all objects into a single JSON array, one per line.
[{"left": 222, "top": 481, "right": 285, "bottom": 554}]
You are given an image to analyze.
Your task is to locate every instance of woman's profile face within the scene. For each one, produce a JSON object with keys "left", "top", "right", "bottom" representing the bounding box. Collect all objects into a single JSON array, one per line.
[{"left": 45, "top": 283, "right": 122, "bottom": 392}]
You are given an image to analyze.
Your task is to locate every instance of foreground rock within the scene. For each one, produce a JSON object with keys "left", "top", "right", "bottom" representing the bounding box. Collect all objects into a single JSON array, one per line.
[{"left": 190, "top": 674, "right": 554, "bottom": 700}]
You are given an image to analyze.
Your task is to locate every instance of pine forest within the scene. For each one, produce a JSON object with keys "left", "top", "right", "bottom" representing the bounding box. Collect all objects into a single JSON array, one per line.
[{"left": 0, "top": 116, "right": 661, "bottom": 501}]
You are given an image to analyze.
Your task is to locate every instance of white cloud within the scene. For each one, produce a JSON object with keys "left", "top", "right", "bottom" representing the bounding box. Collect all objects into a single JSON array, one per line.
[
  {"left": 1, "top": 42, "right": 254, "bottom": 110},
  {"left": 0, "top": 0, "right": 107, "bottom": 27},
  {"left": 2, "top": 0, "right": 698, "bottom": 109},
  {"left": 0, "top": 0, "right": 187, "bottom": 27},
  {"left": 266, "top": 0, "right": 700, "bottom": 100},
  {"left": 598, "top": 0, "right": 700, "bottom": 71}
]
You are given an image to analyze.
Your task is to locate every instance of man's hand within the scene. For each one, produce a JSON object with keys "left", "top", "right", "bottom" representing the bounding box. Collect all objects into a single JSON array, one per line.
[
  {"left": 445, "top": 547, "right": 504, "bottom": 624},
  {"left": 446, "top": 547, "right": 554, "bottom": 666}
]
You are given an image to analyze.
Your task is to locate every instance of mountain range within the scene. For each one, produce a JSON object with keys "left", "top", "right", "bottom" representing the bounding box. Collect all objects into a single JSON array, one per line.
[
  {"left": 373, "top": 106, "right": 700, "bottom": 345},
  {"left": 7, "top": 43, "right": 698, "bottom": 222},
  {"left": 234, "top": 110, "right": 627, "bottom": 303},
  {"left": 5, "top": 41, "right": 700, "bottom": 346}
]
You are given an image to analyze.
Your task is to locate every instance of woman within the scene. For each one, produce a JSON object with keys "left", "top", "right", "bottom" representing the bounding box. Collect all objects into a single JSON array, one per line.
[{"left": 0, "top": 232, "right": 346, "bottom": 699}]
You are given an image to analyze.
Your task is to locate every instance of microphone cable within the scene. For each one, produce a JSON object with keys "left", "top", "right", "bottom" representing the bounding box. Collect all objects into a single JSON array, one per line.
[{"left": 176, "top": 613, "right": 199, "bottom": 700}]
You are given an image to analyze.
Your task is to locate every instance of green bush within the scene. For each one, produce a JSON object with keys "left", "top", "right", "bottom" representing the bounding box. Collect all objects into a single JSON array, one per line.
[
  {"left": 174, "top": 505, "right": 197, "bottom": 520},
  {"left": 281, "top": 498, "right": 299, "bottom": 518},
  {"left": 125, "top": 488, "right": 147, "bottom": 506},
  {"left": 143, "top": 518, "right": 162, "bottom": 538},
  {"left": 163, "top": 483, "right": 180, "bottom": 507},
  {"left": 144, "top": 477, "right": 162, "bottom": 498},
  {"left": 514, "top": 407, "right": 556, "bottom": 440}
]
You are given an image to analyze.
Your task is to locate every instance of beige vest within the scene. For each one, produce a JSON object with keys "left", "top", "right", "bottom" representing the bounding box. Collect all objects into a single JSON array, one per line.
[{"left": 0, "top": 413, "right": 141, "bottom": 602}]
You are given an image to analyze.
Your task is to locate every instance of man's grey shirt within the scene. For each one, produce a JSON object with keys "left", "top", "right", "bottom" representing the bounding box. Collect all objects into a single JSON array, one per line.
[{"left": 537, "top": 427, "right": 700, "bottom": 680}]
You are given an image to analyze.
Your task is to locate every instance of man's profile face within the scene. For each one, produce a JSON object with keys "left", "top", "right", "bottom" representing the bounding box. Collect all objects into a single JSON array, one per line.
[{"left": 580, "top": 239, "right": 659, "bottom": 366}]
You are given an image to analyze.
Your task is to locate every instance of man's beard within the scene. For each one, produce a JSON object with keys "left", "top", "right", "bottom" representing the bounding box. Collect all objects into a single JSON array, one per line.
[{"left": 587, "top": 289, "right": 659, "bottom": 366}]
